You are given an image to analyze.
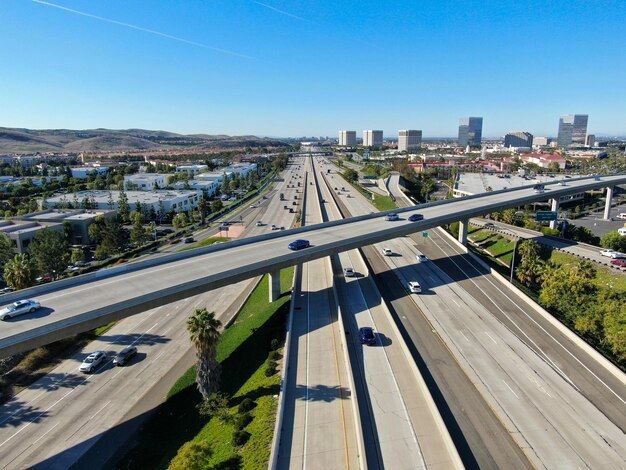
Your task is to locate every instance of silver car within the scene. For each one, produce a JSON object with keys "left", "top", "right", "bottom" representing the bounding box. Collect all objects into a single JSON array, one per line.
[
  {"left": 0, "top": 299, "right": 41, "bottom": 321},
  {"left": 79, "top": 351, "right": 107, "bottom": 373}
]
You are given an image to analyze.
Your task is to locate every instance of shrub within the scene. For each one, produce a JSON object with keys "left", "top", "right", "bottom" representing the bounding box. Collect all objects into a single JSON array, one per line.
[
  {"left": 264, "top": 360, "right": 277, "bottom": 377},
  {"left": 168, "top": 440, "right": 213, "bottom": 470},
  {"left": 232, "top": 412, "right": 253, "bottom": 430},
  {"left": 270, "top": 338, "right": 280, "bottom": 350},
  {"left": 238, "top": 398, "right": 256, "bottom": 413},
  {"left": 232, "top": 430, "right": 251, "bottom": 447},
  {"left": 268, "top": 351, "right": 280, "bottom": 361}
]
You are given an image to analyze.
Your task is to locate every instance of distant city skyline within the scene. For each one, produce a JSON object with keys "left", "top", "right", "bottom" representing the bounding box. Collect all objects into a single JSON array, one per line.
[{"left": 2, "top": 1, "right": 625, "bottom": 137}]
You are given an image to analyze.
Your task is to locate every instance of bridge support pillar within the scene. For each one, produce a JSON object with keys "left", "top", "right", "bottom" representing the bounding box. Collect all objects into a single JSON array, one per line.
[
  {"left": 458, "top": 219, "right": 468, "bottom": 246},
  {"left": 604, "top": 186, "right": 614, "bottom": 220},
  {"left": 550, "top": 198, "right": 560, "bottom": 230},
  {"left": 269, "top": 269, "right": 281, "bottom": 303}
]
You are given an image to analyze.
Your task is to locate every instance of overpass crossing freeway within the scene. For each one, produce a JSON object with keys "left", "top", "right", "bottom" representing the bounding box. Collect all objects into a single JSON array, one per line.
[{"left": 1, "top": 173, "right": 625, "bottom": 358}]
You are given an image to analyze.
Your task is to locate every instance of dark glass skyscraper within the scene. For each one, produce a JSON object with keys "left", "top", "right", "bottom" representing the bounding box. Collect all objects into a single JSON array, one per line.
[
  {"left": 557, "top": 114, "right": 588, "bottom": 146},
  {"left": 458, "top": 117, "right": 483, "bottom": 147}
]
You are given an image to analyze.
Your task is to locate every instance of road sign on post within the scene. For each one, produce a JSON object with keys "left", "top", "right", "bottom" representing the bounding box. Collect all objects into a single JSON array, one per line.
[
  {"left": 422, "top": 232, "right": 429, "bottom": 238},
  {"left": 536, "top": 211, "right": 558, "bottom": 222}
]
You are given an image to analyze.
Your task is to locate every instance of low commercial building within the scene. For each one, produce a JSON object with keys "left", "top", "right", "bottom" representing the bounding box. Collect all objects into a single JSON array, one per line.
[
  {"left": 70, "top": 166, "right": 109, "bottom": 179},
  {"left": 453, "top": 173, "right": 584, "bottom": 204},
  {"left": 44, "top": 190, "right": 201, "bottom": 214},
  {"left": 171, "top": 179, "right": 219, "bottom": 196},
  {"left": 124, "top": 173, "right": 172, "bottom": 190},
  {"left": 0, "top": 208, "right": 116, "bottom": 252},
  {"left": 504, "top": 132, "right": 533, "bottom": 148},
  {"left": 520, "top": 153, "right": 566, "bottom": 169},
  {"left": 223, "top": 163, "right": 258, "bottom": 178},
  {"left": 176, "top": 164, "right": 208, "bottom": 175}
]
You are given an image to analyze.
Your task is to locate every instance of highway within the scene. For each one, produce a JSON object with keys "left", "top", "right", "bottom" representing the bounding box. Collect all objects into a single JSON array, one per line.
[
  {"left": 2, "top": 172, "right": 626, "bottom": 359},
  {"left": 376, "top": 171, "right": 626, "bottom": 467},
  {"left": 317, "top": 162, "right": 461, "bottom": 469},
  {"left": 276, "top": 158, "right": 360, "bottom": 468},
  {"left": 0, "top": 162, "right": 307, "bottom": 469}
]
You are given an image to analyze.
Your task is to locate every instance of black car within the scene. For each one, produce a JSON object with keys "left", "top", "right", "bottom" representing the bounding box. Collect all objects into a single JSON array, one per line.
[
  {"left": 113, "top": 346, "right": 138, "bottom": 366},
  {"left": 359, "top": 327, "right": 376, "bottom": 345},
  {"left": 408, "top": 213, "right": 424, "bottom": 222}
]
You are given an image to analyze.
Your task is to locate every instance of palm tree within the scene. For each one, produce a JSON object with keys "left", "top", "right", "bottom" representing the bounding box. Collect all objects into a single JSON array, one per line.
[
  {"left": 186, "top": 309, "right": 222, "bottom": 399},
  {"left": 4, "top": 254, "right": 37, "bottom": 290}
]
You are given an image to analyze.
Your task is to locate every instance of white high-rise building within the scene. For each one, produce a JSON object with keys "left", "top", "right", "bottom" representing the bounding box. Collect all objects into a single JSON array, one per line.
[
  {"left": 338, "top": 130, "right": 356, "bottom": 146},
  {"left": 398, "top": 130, "right": 422, "bottom": 152},
  {"left": 363, "top": 130, "right": 383, "bottom": 147}
]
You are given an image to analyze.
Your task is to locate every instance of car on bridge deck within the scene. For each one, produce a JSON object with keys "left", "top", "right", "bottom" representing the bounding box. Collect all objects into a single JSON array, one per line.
[
  {"left": 416, "top": 254, "right": 429, "bottom": 263},
  {"left": 408, "top": 213, "right": 424, "bottom": 222},
  {"left": 359, "top": 327, "right": 376, "bottom": 345},
  {"left": 385, "top": 213, "right": 400, "bottom": 221},
  {"left": 288, "top": 239, "right": 310, "bottom": 250},
  {"left": 382, "top": 248, "right": 393, "bottom": 256},
  {"left": 408, "top": 281, "right": 422, "bottom": 293},
  {"left": 0, "top": 299, "right": 41, "bottom": 321}
]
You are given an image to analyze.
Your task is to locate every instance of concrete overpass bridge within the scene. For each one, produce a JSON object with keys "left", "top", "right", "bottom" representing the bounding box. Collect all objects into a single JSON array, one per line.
[{"left": 0, "top": 173, "right": 624, "bottom": 358}]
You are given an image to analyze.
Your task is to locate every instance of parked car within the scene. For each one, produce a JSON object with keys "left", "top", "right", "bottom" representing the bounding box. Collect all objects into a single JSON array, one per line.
[
  {"left": 288, "top": 239, "right": 310, "bottom": 250},
  {"left": 343, "top": 267, "right": 355, "bottom": 277},
  {"left": 385, "top": 213, "right": 400, "bottom": 221},
  {"left": 0, "top": 299, "right": 41, "bottom": 321},
  {"left": 408, "top": 281, "right": 422, "bottom": 293},
  {"left": 382, "top": 248, "right": 393, "bottom": 256},
  {"left": 610, "top": 259, "right": 626, "bottom": 267},
  {"left": 416, "top": 254, "right": 429, "bottom": 263},
  {"left": 408, "top": 213, "right": 424, "bottom": 222},
  {"left": 359, "top": 327, "right": 376, "bottom": 345},
  {"left": 113, "top": 346, "right": 138, "bottom": 366},
  {"left": 79, "top": 351, "right": 107, "bottom": 373}
]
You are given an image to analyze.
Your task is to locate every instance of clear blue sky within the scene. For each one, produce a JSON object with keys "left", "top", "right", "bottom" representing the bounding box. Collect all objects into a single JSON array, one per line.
[{"left": 2, "top": 0, "right": 625, "bottom": 138}]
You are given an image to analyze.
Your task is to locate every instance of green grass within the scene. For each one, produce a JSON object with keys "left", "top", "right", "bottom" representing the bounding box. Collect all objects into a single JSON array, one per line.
[
  {"left": 118, "top": 266, "right": 294, "bottom": 470},
  {"left": 348, "top": 181, "right": 397, "bottom": 212},
  {"left": 549, "top": 251, "right": 626, "bottom": 294},
  {"left": 185, "top": 236, "right": 230, "bottom": 250},
  {"left": 468, "top": 229, "right": 516, "bottom": 265}
]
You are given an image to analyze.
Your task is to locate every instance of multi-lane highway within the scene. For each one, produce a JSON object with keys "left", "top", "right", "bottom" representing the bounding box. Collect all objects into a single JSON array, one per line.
[
  {"left": 2, "top": 172, "right": 626, "bottom": 359},
  {"left": 342, "top": 165, "right": 626, "bottom": 468},
  {"left": 0, "top": 163, "right": 307, "bottom": 469}
]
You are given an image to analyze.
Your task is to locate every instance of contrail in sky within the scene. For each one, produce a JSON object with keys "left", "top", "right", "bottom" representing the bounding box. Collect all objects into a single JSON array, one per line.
[
  {"left": 251, "top": 0, "right": 381, "bottom": 50},
  {"left": 251, "top": 1, "right": 318, "bottom": 25},
  {"left": 32, "top": 0, "right": 253, "bottom": 60}
]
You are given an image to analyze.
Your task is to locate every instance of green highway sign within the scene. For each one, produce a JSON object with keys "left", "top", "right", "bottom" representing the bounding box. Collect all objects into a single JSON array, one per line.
[
  {"left": 422, "top": 232, "right": 429, "bottom": 238},
  {"left": 536, "top": 211, "right": 558, "bottom": 222}
]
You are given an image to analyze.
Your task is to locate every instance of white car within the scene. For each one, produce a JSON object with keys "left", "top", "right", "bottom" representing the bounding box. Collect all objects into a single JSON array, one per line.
[
  {"left": 600, "top": 249, "right": 625, "bottom": 259},
  {"left": 416, "top": 254, "right": 429, "bottom": 263},
  {"left": 79, "top": 351, "right": 107, "bottom": 373},
  {"left": 385, "top": 213, "right": 400, "bottom": 221},
  {"left": 343, "top": 267, "right": 356, "bottom": 277},
  {"left": 408, "top": 281, "right": 422, "bottom": 293},
  {"left": 0, "top": 299, "right": 41, "bottom": 321},
  {"left": 382, "top": 248, "right": 393, "bottom": 256},
  {"left": 250, "top": 204, "right": 257, "bottom": 208},
  {"left": 256, "top": 221, "right": 263, "bottom": 227}
]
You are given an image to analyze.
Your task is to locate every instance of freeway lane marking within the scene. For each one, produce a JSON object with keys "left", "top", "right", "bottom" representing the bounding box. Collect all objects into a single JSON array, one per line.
[
  {"left": 431, "top": 229, "right": 626, "bottom": 406},
  {"left": 485, "top": 332, "right": 498, "bottom": 345},
  {"left": 503, "top": 380, "right": 520, "bottom": 399},
  {"left": 429, "top": 230, "right": 580, "bottom": 392}
]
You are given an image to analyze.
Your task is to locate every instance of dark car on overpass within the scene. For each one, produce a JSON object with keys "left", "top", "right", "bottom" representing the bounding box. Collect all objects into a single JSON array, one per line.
[{"left": 288, "top": 239, "right": 310, "bottom": 250}]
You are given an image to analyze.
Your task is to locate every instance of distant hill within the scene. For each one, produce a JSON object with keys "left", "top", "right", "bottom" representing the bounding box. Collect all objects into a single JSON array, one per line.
[{"left": 0, "top": 127, "right": 290, "bottom": 153}]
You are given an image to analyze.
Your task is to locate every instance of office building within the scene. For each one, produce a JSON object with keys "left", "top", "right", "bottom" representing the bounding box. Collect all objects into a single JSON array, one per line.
[
  {"left": 557, "top": 114, "right": 588, "bottom": 146},
  {"left": 124, "top": 173, "right": 171, "bottom": 191},
  {"left": 586, "top": 134, "right": 596, "bottom": 147},
  {"left": 338, "top": 130, "right": 356, "bottom": 146},
  {"left": 363, "top": 130, "right": 383, "bottom": 147},
  {"left": 458, "top": 117, "right": 483, "bottom": 147},
  {"left": 398, "top": 130, "right": 422, "bottom": 152},
  {"left": 533, "top": 136, "right": 549, "bottom": 146},
  {"left": 504, "top": 132, "right": 533, "bottom": 148}
]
